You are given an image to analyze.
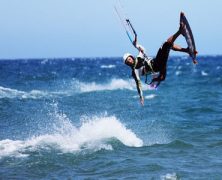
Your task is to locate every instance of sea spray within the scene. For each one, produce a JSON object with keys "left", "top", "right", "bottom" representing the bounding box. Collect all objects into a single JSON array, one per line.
[
  {"left": 75, "top": 78, "right": 135, "bottom": 92},
  {"left": 0, "top": 107, "right": 143, "bottom": 158}
]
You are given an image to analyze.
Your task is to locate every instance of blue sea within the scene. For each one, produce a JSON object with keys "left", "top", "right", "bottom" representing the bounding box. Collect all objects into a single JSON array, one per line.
[{"left": 0, "top": 56, "right": 221, "bottom": 179}]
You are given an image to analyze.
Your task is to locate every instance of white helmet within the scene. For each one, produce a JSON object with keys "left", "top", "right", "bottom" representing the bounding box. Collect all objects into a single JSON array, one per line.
[{"left": 123, "top": 53, "right": 132, "bottom": 63}]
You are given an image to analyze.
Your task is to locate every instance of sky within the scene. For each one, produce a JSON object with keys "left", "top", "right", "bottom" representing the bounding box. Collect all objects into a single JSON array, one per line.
[{"left": 0, "top": 0, "right": 222, "bottom": 59}]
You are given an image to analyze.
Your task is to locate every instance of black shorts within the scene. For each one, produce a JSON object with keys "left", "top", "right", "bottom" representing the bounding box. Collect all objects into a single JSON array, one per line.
[{"left": 152, "top": 41, "right": 172, "bottom": 72}]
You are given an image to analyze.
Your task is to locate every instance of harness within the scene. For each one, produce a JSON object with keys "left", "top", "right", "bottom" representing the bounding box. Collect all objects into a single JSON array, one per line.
[
  {"left": 144, "top": 58, "right": 155, "bottom": 85},
  {"left": 146, "top": 58, "right": 155, "bottom": 73},
  {"left": 133, "top": 56, "right": 155, "bottom": 85}
]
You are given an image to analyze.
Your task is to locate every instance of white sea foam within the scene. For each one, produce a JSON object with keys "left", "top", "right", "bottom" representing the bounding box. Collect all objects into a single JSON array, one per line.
[
  {"left": 201, "top": 70, "right": 208, "bottom": 76},
  {"left": 144, "top": 94, "right": 156, "bottom": 99},
  {"left": 0, "top": 79, "right": 136, "bottom": 99},
  {"left": 100, "top": 64, "right": 116, "bottom": 69},
  {"left": 0, "top": 86, "right": 74, "bottom": 99},
  {"left": 0, "top": 86, "right": 51, "bottom": 99},
  {"left": 161, "top": 172, "right": 178, "bottom": 180},
  {"left": 0, "top": 113, "right": 143, "bottom": 158},
  {"left": 77, "top": 78, "right": 135, "bottom": 93},
  {"left": 175, "top": 71, "right": 182, "bottom": 76},
  {"left": 133, "top": 94, "right": 156, "bottom": 100},
  {"left": 0, "top": 139, "right": 29, "bottom": 158},
  {"left": 0, "top": 86, "right": 26, "bottom": 99}
]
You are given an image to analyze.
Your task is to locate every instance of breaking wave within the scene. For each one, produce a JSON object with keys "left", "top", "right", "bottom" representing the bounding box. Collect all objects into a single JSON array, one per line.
[
  {"left": 0, "top": 78, "right": 137, "bottom": 99},
  {"left": 0, "top": 86, "right": 50, "bottom": 99},
  {"left": 75, "top": 78, "right": 135, "bottom": 93},
  {"left": 0, "top": 112, "right": 143, "bottom": 158}
]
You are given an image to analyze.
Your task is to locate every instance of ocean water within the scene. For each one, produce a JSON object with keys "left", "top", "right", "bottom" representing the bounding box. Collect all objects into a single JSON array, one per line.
[{"left": 0, "top": 56, "right": 221, "bottom": 179}]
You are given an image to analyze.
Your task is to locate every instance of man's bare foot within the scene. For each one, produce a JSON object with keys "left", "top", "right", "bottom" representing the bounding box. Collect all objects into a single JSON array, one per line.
[{"left": 194, "top": 50, "right": 198, "bottom": 55}]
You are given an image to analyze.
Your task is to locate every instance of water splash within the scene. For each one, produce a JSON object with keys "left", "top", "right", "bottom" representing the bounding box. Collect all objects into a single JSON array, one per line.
[
  {"left": 0, "top": 109, "right": 143, "bottom": 158},
  {"left": 0, "top": 78, "right": 138, "bottom": 99},
  {"left": 75, "top": 78, "right": 135, "bottom": 92}
]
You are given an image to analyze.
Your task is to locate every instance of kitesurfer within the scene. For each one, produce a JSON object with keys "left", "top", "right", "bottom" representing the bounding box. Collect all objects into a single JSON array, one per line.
[{"left": 123, "top": 14, "right": 198, "bottom": 105}]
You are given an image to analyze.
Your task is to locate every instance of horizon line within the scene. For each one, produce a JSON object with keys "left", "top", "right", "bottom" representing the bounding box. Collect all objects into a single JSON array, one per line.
[{"left": 0, "top": 54, "right": 222, "bottom": 61}]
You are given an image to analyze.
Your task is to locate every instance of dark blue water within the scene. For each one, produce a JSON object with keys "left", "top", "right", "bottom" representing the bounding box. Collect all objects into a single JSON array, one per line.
[{"left": 0, "top": 56, "right": 222, "bottom": 179}]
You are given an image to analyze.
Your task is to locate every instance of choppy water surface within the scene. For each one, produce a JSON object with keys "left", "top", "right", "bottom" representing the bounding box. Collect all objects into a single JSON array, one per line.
[{"left": 0, "top": 56, "right": 222, "bottom": 179}]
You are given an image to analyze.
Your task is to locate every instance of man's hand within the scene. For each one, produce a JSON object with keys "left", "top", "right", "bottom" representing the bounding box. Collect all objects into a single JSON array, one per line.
[
  {"left": 133, "top": 40, "right": 136, "bottom": 47},
  {"left": 140, "top": 97, "right": 144, "bottom": 106},
  {"left": 193, "top": 59, "right": 198, "bottom": 64},
  {"left": 138, "top": 46, "right": 144, "bottom": 54}
]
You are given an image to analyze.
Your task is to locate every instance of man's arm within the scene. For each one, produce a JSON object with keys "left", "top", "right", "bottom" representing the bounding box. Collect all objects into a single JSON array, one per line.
[
  {"left": 132, "top": 69, "right": 144, "bottom": 105},
  {"left": 131, "top": 30, "right": 144, "bottom": 52},
  {"left": 133, "top": 39, "right": 145, "bottom": 54}
]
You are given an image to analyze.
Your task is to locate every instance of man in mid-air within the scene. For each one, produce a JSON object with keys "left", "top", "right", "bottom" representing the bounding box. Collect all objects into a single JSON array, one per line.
[{"left": 123, "top": 12, "right": 198, "bottom": 105}]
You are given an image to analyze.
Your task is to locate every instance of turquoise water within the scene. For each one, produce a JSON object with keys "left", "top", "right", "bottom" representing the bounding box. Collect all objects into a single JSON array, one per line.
[{"left": 0, "top": 56, "right": 222, "bottom": 179}]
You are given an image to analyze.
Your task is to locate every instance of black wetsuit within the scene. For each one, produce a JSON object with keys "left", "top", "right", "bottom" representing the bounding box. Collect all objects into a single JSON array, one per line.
[
  {"left": 151, "top": 41, "right": 172, "bottom": 84},
  {"left": 132, "top": 41, "right": 172, "bottom": 98}
]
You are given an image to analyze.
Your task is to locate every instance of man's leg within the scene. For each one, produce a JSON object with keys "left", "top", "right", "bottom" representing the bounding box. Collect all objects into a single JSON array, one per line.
[
  {"left": 166, "top": 20, "right": 186, "bottom": 45},
  {"left": 151, "top": 21, "right": 189, "bottom": 86},
  {"left": 172, "top": 44, "right": 198, "bottom": 54},
  {"left": 169, "top": 21, "right": 198, "bottom": 56},
  {"left": 166, "top": 30, "right": 181, "bottom": 45},
  {"left": 154, "top": 25, "right": 184, "bottom": 70},
  {"left": 172, "top": 44, "right": 189, "bottom": 54}
]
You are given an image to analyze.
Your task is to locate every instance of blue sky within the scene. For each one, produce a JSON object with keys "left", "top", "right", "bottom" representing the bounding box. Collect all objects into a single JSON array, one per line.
[{"left": 0, "top": 0, "right": 221, "bottom": 59}]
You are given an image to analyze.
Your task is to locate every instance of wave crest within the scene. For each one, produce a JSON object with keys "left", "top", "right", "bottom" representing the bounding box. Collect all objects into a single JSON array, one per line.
[
  {"left": 0, "top": 78, "right": 136, "bottom": 99},
  {"left": 0, "top": 114, "right": 143, "bottom": 158},
  {"left": 76, "top": 78, "right": 135, "bottom": 93},
  {"left": 0, "top": 86, "right": 49, "bottom": 99}
]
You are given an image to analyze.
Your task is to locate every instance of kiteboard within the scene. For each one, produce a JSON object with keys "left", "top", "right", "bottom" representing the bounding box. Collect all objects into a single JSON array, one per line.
[{"left": 180, "top": 12, "right": 197, "bottom": 61}]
